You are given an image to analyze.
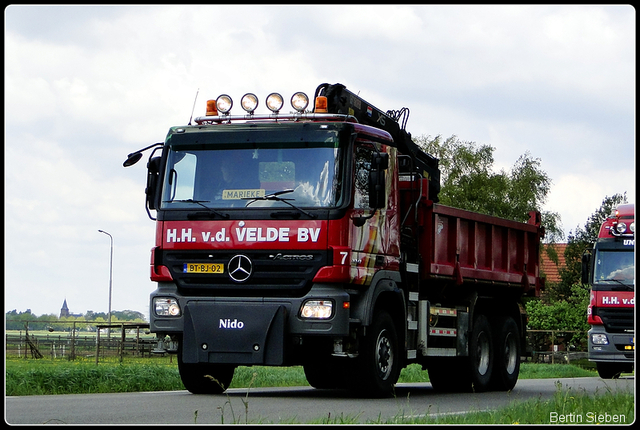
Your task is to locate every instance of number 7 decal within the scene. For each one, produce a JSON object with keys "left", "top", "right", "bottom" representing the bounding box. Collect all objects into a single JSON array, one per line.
[{"left": 340, "top": 251, "right": 349, "bottom": 265}]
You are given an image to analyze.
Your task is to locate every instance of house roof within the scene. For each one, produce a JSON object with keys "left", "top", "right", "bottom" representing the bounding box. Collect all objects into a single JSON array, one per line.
[{"left": 540, "top": 243, "right": 567, "bottom": 284}]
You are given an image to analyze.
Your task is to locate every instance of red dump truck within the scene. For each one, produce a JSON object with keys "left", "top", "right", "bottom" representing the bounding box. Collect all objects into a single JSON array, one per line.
[
  {"left": 583, "top": 203, "right": 634, "bottom": 378},
  {"left": 124, "top": 83, "right": 544, "bottom": 396}
]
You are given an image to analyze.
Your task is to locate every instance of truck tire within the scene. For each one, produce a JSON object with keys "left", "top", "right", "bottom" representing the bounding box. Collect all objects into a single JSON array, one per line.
[
  {"left": 596, "top": 362, "right": 631, "bottom": 379},
  {"left": 351, "top": 310, "right": 400, "bottom": 397},
  {"left": 468, "top": 314, "right": 494, "bottom": 392},
  {"left": 303, "top": 355, "right": 348, "bottom": 389},
  {"left": 178, "top": 352, "right": 235, "bottom": 394},
  {"left": 427, "top": 357, "right": 472, "bottom": 392},
  {"left": 491, "top": 316, "right": 520, "bottom": 391}
]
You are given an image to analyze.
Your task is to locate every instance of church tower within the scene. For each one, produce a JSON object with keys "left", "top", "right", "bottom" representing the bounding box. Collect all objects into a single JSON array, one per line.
[{"left": 60, "top": 299, "right": 70, "bottom": 318}]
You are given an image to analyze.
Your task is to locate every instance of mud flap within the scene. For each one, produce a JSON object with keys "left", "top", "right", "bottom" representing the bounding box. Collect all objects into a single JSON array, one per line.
[{"left": 182, "top": 302, "right": 286, "bottom": 365}]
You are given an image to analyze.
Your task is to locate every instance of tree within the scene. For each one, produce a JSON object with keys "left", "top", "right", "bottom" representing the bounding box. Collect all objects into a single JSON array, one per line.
[
  {"left": 554, "top": 194, "right": 627, "bottom": 301},
  {"left": 525, "top": 194, "right": 628, "bottom": 344},
  {"left": 414, "top": 134, "right": 563, "bottom": 242}
]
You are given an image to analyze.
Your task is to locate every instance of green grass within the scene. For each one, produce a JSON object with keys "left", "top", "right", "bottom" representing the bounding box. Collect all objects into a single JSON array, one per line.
[
  {"left": 392, "top": 383, "right": 634, "bottom": 425},
  {"left": 6, "top": 357, "right": 633, "bottom": 424},
  {"left": 5, "top": 357, "right": 184, "bottom": 396},
  {"left": 306, "top": 384, "right": 634, "bottom": 425},
  {"left": 6, "top": 356, "right": 600, "bottom": 397}
]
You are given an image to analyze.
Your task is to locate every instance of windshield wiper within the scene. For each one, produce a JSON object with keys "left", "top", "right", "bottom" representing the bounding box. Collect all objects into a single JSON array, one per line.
[
  {"left": 244, "top": 189, "right": 317, "bottom": 219},
  {"left": 601, "top": 279, "right": 635, "bottom": 290},
  {"left": 165, "top": 199, "right": 230, "bottom": 219}
]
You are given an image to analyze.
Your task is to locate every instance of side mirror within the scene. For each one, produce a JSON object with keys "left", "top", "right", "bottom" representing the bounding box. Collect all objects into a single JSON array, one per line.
[
  {"left": 123, "top": 142, "right": 163, "bottom": 167},
  {"left": 368, "top": 152, "right": 388, "bottom": 209},
  {"left": 581, "top": 251, "right": 591, "bottom": 285},
  {"left": 123, "top": 152, "right": 143, "bottom": 167},
  {"left": 145, "top": 157, "right": 162, "bottom": 211}
]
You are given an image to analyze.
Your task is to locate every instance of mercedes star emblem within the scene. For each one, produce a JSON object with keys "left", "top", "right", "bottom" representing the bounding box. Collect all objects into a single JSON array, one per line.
[{"left": 228, "top": 254, "right": 253, "bottom": 282}]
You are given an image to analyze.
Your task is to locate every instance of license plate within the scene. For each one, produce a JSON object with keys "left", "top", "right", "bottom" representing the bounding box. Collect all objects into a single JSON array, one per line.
[{"left": 183, "top": 263, "right": 224, "bottom": 274}]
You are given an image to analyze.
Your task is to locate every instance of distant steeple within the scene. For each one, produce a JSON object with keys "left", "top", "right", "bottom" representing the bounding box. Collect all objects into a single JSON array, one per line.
[{"left": 60, "top": 299, "right": 70, "bottom": 318}]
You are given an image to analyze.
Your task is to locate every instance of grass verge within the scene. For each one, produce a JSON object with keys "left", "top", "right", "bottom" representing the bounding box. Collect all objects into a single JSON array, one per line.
[
  {"left": 6, "top": 358, "right": 633, "bottom": 424},
  {"left": 4, "top": 357, "right": 603, "bottom": 396}
]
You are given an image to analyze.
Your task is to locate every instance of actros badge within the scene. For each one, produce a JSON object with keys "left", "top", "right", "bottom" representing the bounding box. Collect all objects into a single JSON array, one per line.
[{"left": 228, "top": 254, "right": 253, "bottom": 282}]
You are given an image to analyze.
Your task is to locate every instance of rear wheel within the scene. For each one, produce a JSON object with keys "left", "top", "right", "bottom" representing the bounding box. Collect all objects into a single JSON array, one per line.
[
  {"left": 491, "top": 317, "right": 520, "bottom": 391},
  {"left": 427, "top": 357, "right": 472, "bottom": 392},
  {"left": 468, "top": 314, "right": 494, "bottom": 392}
]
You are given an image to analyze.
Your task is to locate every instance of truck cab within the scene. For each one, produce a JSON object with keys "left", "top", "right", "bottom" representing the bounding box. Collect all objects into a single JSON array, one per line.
[{"left": 583, "top": 203, "right": 635, "bottom": 378}]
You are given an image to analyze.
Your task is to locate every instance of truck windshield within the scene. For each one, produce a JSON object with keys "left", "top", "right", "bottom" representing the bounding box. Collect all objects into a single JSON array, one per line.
[
  {"left": 160, "top": 143, "right": 343, "bottom": 210},
  {"left": 593, "top": 249, "right": 635, "bottom": 288}
]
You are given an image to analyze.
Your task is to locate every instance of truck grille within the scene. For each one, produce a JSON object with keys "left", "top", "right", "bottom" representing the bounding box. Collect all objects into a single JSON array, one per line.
[
  {"left": 598, "top": 308, "right": 634, "bottom": 333},
  {"left": 162, "top": 250, "right": 328, "bottom": 297}
]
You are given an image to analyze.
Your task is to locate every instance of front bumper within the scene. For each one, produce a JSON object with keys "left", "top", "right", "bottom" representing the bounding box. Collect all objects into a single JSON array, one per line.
[
  {"left": 588, "top": 326, "right": 635, "bottom": 363},
  {"left": 149, "top": 281, "right": 351, "bottom": 364}
]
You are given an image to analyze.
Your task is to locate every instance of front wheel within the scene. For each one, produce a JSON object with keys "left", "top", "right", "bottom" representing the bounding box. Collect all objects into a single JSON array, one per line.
[
  {"left": 178, "top": 349, "right": 235, "bottom": 394},
  {"left": 304, "top": 355, "right": 349, "bottom": 389},
  {"left": 596, "top": 362, "right": 631, "bottom": 379},
  {"left": 351, "top": 310, "right": 400, "bottom": 397}
]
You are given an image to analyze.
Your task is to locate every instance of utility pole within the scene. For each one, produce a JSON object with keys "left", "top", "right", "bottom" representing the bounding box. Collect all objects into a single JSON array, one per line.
[{"left": 98, "top": 230, "right": 113, "bottom": 338}]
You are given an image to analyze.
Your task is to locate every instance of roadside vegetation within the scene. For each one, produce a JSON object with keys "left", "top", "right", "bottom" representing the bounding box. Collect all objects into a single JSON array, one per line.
[
  {"left": 316, "top": 384, "right": 634, "bottom": 425},
  {"left": 7, "top": 357, "right": 633, "bottom": 424},
  {"left": 6, "top": 356, "right": 600, "bottom": 397}
]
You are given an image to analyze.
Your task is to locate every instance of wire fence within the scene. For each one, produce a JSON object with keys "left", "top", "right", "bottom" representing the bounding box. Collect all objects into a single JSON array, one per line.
[
  {"left": 6, "top": 320, "right": 589, "bottom": 366},
  {"left": 5, "top": 320, "right": 164, "bottom": 364},
  {"left": 525, "top": 329, "right": 589, "bottom": 365}
]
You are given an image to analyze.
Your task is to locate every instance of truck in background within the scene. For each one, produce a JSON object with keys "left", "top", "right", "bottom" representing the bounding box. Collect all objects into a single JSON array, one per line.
[
  {"left": 124, "top": 83, "right": 544, "bottom": 396},
  {"left": 583, "top": 203, "right": 635, "bottom": 378}
]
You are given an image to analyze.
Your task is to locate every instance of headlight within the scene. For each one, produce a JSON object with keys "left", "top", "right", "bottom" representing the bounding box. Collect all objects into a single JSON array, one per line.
[
  {"left": 266, "top": 93, "right": 284, "bottom": 113},
  {"left": 300, "top": 300, "right": 333, "bottom": 319},
  {"left": 241, "top": 93, "right": 259, "bottom": 114},
  {"left": 154, "top": 298, "right": 181, "bottom": 317},
  {"left": 616, "top": 222, "right": 627, "bottom": 234},
  {"left": 216, "top": 94, "right": 233, "bottom": 114},
  {"left": 291, "top": 92, "right": 309, "bottom": 112},
  {"left": 629, "top": 222, "right": 635, "bottom": 233},
  {"left": 591, "top": 333, "right": 609, "bottom": 345}
]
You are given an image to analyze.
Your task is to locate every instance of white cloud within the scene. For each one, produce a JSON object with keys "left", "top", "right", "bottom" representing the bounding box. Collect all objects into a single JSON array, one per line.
[
  {"left": 4, "top": 4, "right": 635, "bottom": 317},
  {"left": 546, "top": 169, "right": 635, "bottom": 236}
]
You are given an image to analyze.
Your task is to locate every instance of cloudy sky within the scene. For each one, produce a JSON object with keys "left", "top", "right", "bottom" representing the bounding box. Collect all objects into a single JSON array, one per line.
[{"left": 5, "top": 5, "right": 635, "bottom": 319}]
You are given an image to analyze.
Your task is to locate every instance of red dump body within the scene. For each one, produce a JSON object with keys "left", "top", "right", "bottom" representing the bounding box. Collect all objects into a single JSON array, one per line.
[{"left": 400, "top": 179, "right": 543, "bottom": 295}]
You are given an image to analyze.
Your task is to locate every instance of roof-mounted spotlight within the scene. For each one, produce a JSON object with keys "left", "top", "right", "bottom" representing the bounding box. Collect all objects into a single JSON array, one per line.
[
  {"left": 291, "top": 92, "right": 309, "bottom": 113},
  {"left": 266, "top": 93, "right": 284, "bottom": 113},
  {"left": 241, "top": 93, "right": 259, "bottom": 114},
  {"left": 216, "top": 94, "right": 233, "bottom": 115}
]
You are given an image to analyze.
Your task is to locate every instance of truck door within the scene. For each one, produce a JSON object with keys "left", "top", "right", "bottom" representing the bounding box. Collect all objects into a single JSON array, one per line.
[{"left": 350, "top": 142, "right": 399, "bottom": 285}]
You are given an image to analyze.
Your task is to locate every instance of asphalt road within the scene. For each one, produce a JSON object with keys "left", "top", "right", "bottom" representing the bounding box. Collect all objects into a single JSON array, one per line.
[{"left": 5, "top": 377, "right": 634, "bottom": 424}]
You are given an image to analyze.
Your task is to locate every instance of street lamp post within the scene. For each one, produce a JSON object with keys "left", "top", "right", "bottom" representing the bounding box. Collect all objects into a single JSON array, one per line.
[{"left": 98, "top": 230, "right": 113, "bottom": 337}]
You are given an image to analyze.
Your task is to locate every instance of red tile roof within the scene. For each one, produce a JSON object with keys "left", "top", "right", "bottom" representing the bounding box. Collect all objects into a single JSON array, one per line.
[{"left": 540, "top": 243, "right": 567, "bottom": 284}]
